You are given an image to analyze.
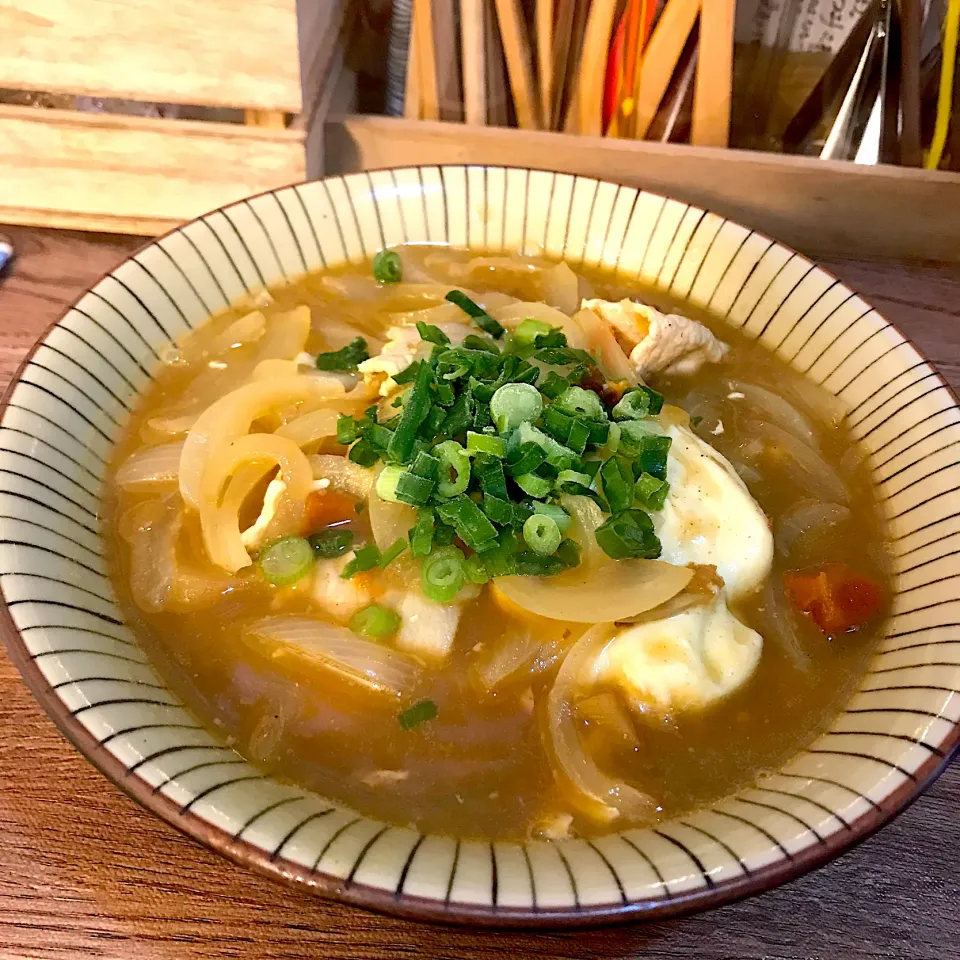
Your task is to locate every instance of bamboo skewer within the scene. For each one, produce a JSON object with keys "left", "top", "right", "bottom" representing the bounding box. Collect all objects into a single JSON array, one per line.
[
  {"left": 461, "top": 0, "right": 487, "bottom": 124},
  {"left": 536, "top": 0, "right": 553, "bottom": 131},
  {"left": 492, "top": 0, "right": 541, "bottom": 128},
  {"left": 692, "top": 0, "right": 735, "bottom": 145},
  {"left": 634, "top": 0, "right": 700, "bottom": 140}
]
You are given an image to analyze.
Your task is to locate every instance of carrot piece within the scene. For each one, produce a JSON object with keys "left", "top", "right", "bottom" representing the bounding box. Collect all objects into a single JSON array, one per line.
[
  {"left": 303, "top": 489, "right": 357, "bottom": 534},
  {"left": 784, "top": 563, "right": 884, "bottom": 636}
]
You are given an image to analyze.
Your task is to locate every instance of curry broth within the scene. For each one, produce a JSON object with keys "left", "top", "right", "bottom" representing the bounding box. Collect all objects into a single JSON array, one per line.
[{"left": 102, "top": 251, "right": 890, "bottom": 841}]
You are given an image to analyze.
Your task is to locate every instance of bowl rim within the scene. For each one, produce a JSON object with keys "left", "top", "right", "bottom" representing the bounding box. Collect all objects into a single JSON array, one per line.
[{"left": 1, "top": 165, "right": 958, "bottom": 928}]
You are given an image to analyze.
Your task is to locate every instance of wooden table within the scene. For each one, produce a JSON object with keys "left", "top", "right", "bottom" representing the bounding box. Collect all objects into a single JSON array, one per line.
[{"left": 0, "top": 226, "right": 957, "bottom": 960}]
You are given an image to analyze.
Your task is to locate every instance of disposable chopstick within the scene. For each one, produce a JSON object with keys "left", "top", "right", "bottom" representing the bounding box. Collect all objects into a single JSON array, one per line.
[
  {"left": 551, "top": 0, "right": 577, "bottom": 128},
  {"left": 536, "top": 0, "right": 553, "bottom": 132},
  {"left": 404, "top": 3, "right": 422, "bottom": 118},
  {"left": 493, "top": 0, "right": 541, "bottom": 128},
  {"left": 577, "top": 0, "right": 619, "bottom": 136},
  {"left": 433, "top": 0, "right": 462, "bottom": 121},
  {"left": 413, "top": 0, "right": 439, "bottom": 120},
  {"left": 633, "top": 0, "right": 700, "bottom": 140},
  {"left": 461, "top": 0, "right": 487, "bottom": 124},
  {"left": 692, "top": 0, "right": 735, "bottom": 146},
  {"left": 485, "top": 0, "right": 510, "bottom": 125},
  {"left": 560, "top": 0, "right": 591, "bottom": 132},
  {"left": 879, "top": 0, "right": 901, "bottom": 165},
  {"left": 899, "top": 0, "right": 922, "bottom": 166}
]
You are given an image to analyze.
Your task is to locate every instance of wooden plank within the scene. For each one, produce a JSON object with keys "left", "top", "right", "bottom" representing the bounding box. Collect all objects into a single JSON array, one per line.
[
  {"left": 692, "top": 0, "right": 734, "bottom": 146},
  {"left": 0, "top": 106, "right": 304, "bottom": 236},
  {"left": 634, "top": 0, "right": 700, "bottom": 139},
  {"left": 326, "top": 115, "right": 960, "bottom": 264},
  {"left": 0, "top": 0, "right": 301, "bottom": 112},
  {"left": 245, "top": 111, "right": 287, "bottom": 129}
]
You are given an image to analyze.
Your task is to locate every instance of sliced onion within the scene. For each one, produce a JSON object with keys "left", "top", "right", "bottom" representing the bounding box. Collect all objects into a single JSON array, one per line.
[
  {"left": 367, "top": 467, "right": 416, "bottom": 550},
  {"left": 274, "top": 408, "right": 339, "bottom": 448},
  {"left": 247, "top": 616, "right": 422, "bottom": 696},
  {"left": 559, "top": 494, "right": 608, "bottom": 570},
  {"left": 571, "top": 308, "right": 639, "bottom": 385},
  {"left": 544, "top": 623, "right": 656, "bottom": 822},
  {"left": 783, "top": 374, "right": 847, "bottom": 428},
  {"left": 541, "top": 262, "right": 580, "bottom": 314},
  {"left": 620, "top": 564, "right": 724, "bottom": 624},
  {"left": 309, "top": 454, "right": 374, "bottom": 499},
  {"left": 739, "top": 419, "right": 851, "bottom": 503},
  {"left": 496, "top": 559, "right": 692, "bottom": 622},
  {"left": 751, "top": 576, "right": 812, "bottom": 671},
  {"left": 116, "top": 441, "right": 184, "bottom": 489},
  {"left": 775, "top": 499, "right": 851, "bottom": 559},
  {"left": 727, "top": 381, "right": 816, "bottom": 446}
]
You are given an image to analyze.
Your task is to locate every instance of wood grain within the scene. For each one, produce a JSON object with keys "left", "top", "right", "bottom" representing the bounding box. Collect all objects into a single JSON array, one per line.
[
  {"left": 0, "top": 225, "right": 958, "bottom": 959},
  {"left": 691, "top": 0, "right": 735, "bottom": 146},
  {"left": 0, "top": 106, "right": 305, "bottom": 236},
  {"left": 0, "top": 0, "right": 301, "bottom": 112}
]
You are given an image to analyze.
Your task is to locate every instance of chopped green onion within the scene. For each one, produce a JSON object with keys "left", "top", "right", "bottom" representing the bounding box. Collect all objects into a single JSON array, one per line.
[
  {"left": 594, "top": 510, "right": 662, "bottom": 560},
  {"left": 516, "top": 421, "right": 578, "bottom": 469},
  {"left": 441, "top": 391, "right": 473, "bottom": 435},
  {"left": 309, "top": 528, "right": 355, "bottom": 559},
  {"left": 514, "top": 552, "right": 567, "bottom": 576},
  {"left": 421, "top": 545, "right": 465, "bottom": 602},
  {"left": 617, "top": 420, "right": 661, "bottom": 457},
  {"left": 534, "top": 346, "right": 595, "bottom": 366},
  {"left": 434, "top": 440, "right": 471, "bottom": 497},
  {"left": 387, "top": 358, "right": 433, "bottom": 464},
  {"left": 567, "top": 420, "right": 590, "bottom": 454},
  {"left": 639, "top": 384, "right": 665, "bottom": 415},
  {"left": 490, "top": 382, "right": 542, "bottom": 434},
  {"left": 341, "top": 544, "right": 381, "bottom": 578},
  {"left": 376, "top": 464, "right": 405, "bottom": 502},
  {"left": 613, "top": 389, "right": 651, "bottom": 421},
  {"left": 600, "top": 457, "right": 635, "bottom": 514},
  {"left": 555, "top": 538, "right": 581, "bottom": 568},
  {"left": 639, "top": 434, "right": 672, "bottom": 481},
  {"left": 435, "top": 495, "right": 498, "bottom": 549},
  {"left": 336, "top": 415, "right": 360, "bottom": 444},
  {"left": 466, "top": 431, "right": 506, "bottom": 458},
  {"left": 514, "top": 471, "right": 553, "bottom": 498},
  {"left": 482, "top": 493, "right": 515, "bottom": 525},
  {"left": 315, "top": 337, "right": 370, "bottom": 371},
  {"left": 635, "top": 473, "right": 670, "bottom": 511},
  {"left": 474, "top": 454, "right": 509, "bottom": 499},
  {"left": 523, "top": 514, "right": 562, "bottom": 555},
  {"left": 434, "top": 522, "right": 456, "bottom": 546},
  {"left": 533, "top": 327, "right": 568, "bottom": 349},
  {"left": 554, "top": 386, "right": 606, "bottom": 421},
  {"left": 531, "top": 501, "right": 571, "bottom": 532},
  {"left": 445, "top": 290, "right": 505, "bottom": 338},
  {"left": 350, "top": 603, "right": 401, "bottom": 638},
  {"left": 539, "top": 371, "right": 570, "bottom": 400},
  {"left": 416, "top": 320, "right": 450, "bottom": 345},
  {"left": 398, "top": 698, "right": 438, "bottom": 730},
  {"left": 505, "top": 441, "right": 547, "bottom": 476},
  {"left": 514, "top": 318, "right": 552, "bottom": 344},
  {"left": 464, "top": 554, "right": 490, "bottom": 584},
  {"left": 379, "top": 538, "right": 408, "bottom": 567},
  {"left": 409, "top": 507, "right": 436, "bottom": 557},
  {"left": 259, "top": 536, "right": 315, "bottom": 586},
  {"left": 392, "top": 361, "right": 421, "bottom": 385},
  {"left": 395, "top": 470, "right": 435, "bottom": 506},
  {"left": 554, "top": 468, "right": 593, "bottom": 491},
  {"left": 462, "top": 334, "right": 500, "bottom": 354},
  {"left": 599, "top": 421, "right": 621, "bottom": 457},
  {"left": 690, "top": 415, "right": 703, "bottom": 427},
  {"left": 372, "top": 249, "right": 403, "bottom": 283},
  {"left": 348, "top": 438, "right": 380, "bottom": 467}
]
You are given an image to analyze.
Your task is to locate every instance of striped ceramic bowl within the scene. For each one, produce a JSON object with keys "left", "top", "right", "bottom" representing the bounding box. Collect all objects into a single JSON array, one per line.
[{"left": 2, "top": 167, "right": 957, "bottom": 926}]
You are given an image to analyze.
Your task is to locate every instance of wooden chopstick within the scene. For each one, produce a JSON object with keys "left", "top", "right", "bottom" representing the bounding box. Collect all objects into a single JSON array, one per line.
[
  {"left": 551, "top": 0, "right": 578, "bottom": 129},
  {"left": 577, "top": 0, "right": 619, "bottom": 135},
  {"left": 485, "top": 0, "right": 510, "bottom": 125},
  {"left": 404, "top": 2, "right": 422, "bottom": 119},
  {"left": 900, "top": 0, "right": 922, "bottom": 166},
  {"left": 634, "top": 0, "right": 700, "bottom": 140},
  {"left": 692, "top": 0, "right": 735, "bottom": 146},
  {"left": 461, "top": 0, "right": 487, "bottom": 124},
  {"left": 879, "top": 0, "right": 901, "bottom": 165},
  {"left": 433, "top": 0, "right": 462, "bottom": 121},
  {"left": 493, "top": 0, "right": 541, "bottom": 128},
  {"left": 413, "top": 0, "right": 439, "bottom": 120},
  {"left": 536, "top": 0, "right": 553, "bottom": 132}
]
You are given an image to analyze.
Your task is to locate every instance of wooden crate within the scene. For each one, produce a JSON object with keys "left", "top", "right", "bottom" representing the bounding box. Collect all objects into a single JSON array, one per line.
[
  {"left": 323, "top": 115, "right": 960, "bottom": 266},
  {"left": 0, "top": 0, "right": 310, "bottom": 235}
]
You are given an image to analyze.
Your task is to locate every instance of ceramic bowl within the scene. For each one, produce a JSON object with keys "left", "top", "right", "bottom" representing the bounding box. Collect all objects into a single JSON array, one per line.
[{"left": 2, "top": 167, "right": 958, "bottom": 926}]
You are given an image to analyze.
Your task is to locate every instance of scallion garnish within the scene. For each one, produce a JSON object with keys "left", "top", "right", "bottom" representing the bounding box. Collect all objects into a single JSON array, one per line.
[
  {"left": 350, "top": 602, "right": 401, "bottom": 638},
  {"left": 309, "top": 528, "right": 355, "bottom": 559},
  {"left": 315, "top": 337, "right": 370, "bottom": 372},
  {"left": 372, "top": 249, "right": 403, "bottom": 283},
  {"left": 259, "top": 536, "right": 315, "bottom": 586},
  {"left": 434, "top": 440, "right": 471, "bottom": 497},
  {"left": 341, "top": 543, "right": 381, "bottom": 578},
  {"left": 523, "top": 513, "right": 562, "bottom": 556},
  {"left": 490, "top": 382, "right": 542, "bottom": 434},
  {"left": 421, "top": 546, "right": 466, "bottom": 602},
  {"left": 398, "top": 698, "right": 438, "bottom": 730}
]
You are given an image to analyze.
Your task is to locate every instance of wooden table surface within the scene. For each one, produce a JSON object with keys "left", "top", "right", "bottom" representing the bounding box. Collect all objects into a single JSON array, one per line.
[{"left": 0, "top": 226, "right": 957, "bottom": 960}]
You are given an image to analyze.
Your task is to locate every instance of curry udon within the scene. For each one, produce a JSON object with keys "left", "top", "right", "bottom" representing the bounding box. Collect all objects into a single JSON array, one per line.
[{"left": 103, "top": 248, "right": 889, "bottom": 841}]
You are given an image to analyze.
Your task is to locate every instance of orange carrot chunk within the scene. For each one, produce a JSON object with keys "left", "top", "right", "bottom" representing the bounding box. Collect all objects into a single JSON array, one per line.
[{"left": 783, "top": 563, "right": 884, "bottom": 636}]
